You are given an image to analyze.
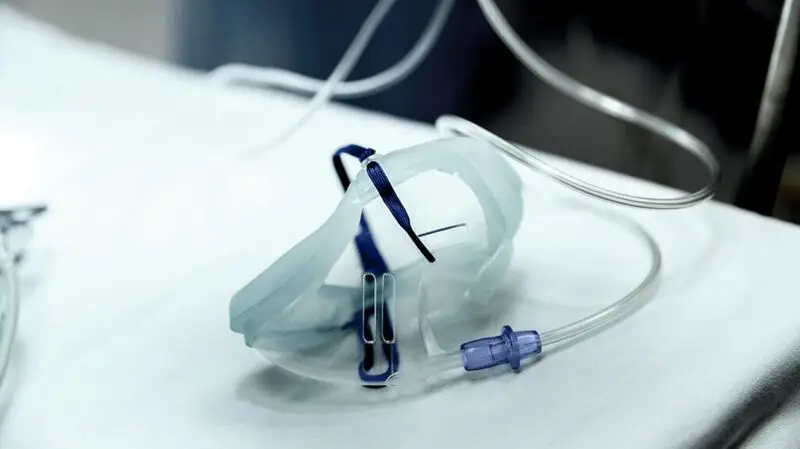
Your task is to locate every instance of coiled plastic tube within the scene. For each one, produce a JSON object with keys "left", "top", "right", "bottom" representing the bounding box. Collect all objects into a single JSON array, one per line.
[{"left": 448, "top": 0, "right": 721, "bottom": 210}]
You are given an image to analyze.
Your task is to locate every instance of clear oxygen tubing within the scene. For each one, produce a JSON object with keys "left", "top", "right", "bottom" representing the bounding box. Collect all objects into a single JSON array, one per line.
[
  {"left": 210, "top": 0, "right": 720, "bottom": 210},
  {"left": 435, "top": 0, "right": 721, "bottom": 210},
  {"left": 208, "top": 0, "right": 455, "bottom": 100},
  {"left": 537, "top": 203, "right": 662, "bottom": 350},
  {"left": 208, "top": 0, "right": 713, "bottom": 379},
  {"left": 748, "top": 0, "right": 798, "bottom": 160},
  {"left": 0, "top": 233, "right": 19, "bottom": 389},
  {"left": 212, "top": 0, "right": 399, "bottom": 151},
  {"left": 209, "top": 0, "right": 415, "bottom": 152}
]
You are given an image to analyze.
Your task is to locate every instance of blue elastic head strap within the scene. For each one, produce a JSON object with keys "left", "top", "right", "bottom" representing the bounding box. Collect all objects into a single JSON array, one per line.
[
  {"left": 332, "top": 144, "right": 434, "bottom": 385},
  {"left": 332, "top": 145, "right": 435, "bottom": 273}
]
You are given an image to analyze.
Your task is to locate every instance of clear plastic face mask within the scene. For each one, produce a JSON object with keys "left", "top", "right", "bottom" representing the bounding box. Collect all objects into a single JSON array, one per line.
[
  {"left": 218, "top": 0, "right": 712, "bottom": 393},
  {"left": 229, "top": 137, "right": 524, "bottom": 387}
]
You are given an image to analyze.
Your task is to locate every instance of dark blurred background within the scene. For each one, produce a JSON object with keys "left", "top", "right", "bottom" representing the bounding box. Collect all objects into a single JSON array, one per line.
[{"left": 7, "top": 0, "right": 799, "bottom": 221}]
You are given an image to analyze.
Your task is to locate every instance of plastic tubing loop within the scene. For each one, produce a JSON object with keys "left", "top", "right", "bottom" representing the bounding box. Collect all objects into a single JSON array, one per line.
[
  {"left": 0, "top": 233, "right": 20, "bottom": 389},
  {"left": 210, "top": 0, "right": 720, "bottom": 210},
  {"left": 209, "top": 0, "right": 456, "bottom": 151},
  {"left": 209, "top": 0, "right": 455, "bottom": 100},
  {"left": 537, "top": 204, "right": 661, "bottom": 349},
  {"left": 437, "top": 0, "right": 720, "bottom": 210}
]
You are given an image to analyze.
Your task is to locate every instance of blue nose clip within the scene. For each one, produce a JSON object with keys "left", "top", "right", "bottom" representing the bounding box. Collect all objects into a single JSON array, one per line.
[{"left": 332, "top": 144, "right": 434, "bottom": 386}]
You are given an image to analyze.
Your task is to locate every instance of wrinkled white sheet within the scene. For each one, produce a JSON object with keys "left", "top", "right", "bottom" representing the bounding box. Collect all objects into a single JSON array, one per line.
[{"left": 1, "top": 7, "right": 799, "bottom": 449}]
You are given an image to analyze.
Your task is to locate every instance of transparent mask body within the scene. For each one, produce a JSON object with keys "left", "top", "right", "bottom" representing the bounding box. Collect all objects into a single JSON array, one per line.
[{"left": 229, "top": 137, "right": 523, "bottom": 387}]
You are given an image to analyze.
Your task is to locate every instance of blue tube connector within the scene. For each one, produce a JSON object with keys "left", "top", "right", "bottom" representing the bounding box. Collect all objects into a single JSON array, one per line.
[{"left": 460, "top": 326, "right": 541, "bottom": 372}]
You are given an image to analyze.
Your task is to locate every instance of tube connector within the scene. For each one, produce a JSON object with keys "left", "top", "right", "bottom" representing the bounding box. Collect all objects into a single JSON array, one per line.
[{"left": 460, "top": 326, "right": 541, "bottom": 372}]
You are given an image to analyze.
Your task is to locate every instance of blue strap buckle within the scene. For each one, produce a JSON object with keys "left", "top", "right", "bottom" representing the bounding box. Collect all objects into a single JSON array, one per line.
[
  {"left": 343, "top": 300, "right": 399, "bottom": 386},
  {"left": 331, "top": 144, "right": 433, "bottom": 386}
]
